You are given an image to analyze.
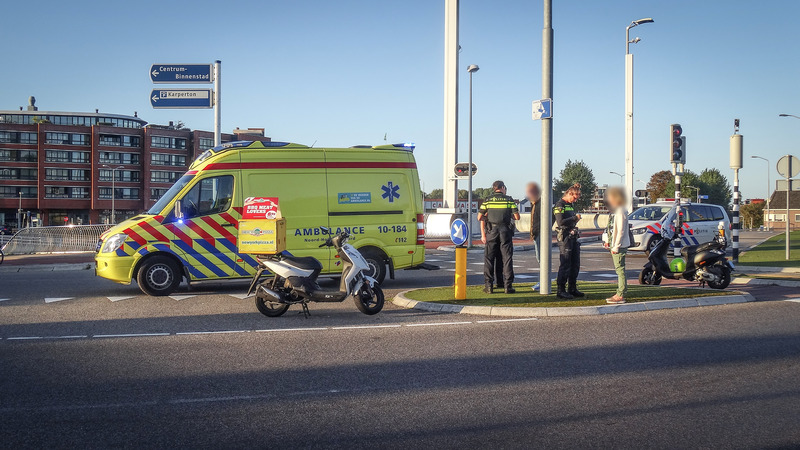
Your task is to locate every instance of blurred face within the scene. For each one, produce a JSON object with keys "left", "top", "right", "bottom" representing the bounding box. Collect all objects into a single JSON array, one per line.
[
  {"left": 527, "top": 184, "right": 540, "bottom": 201},
  {"left": 569, "top": 191, "right": 580, "bottom": 202}
]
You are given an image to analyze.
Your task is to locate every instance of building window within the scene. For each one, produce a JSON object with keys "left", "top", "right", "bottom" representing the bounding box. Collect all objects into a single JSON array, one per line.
[
  {"left": 99, "top": 169, "right": 140, "bottom": 182},
  {"left": 99, "top": 187, "right": 139, "bottom": 200},
  {"left": 151, "top": 153, "right": 186, "bottom": 166},
  {"left": 0, "top": 131, "right": 37, "bottom": 144},
  {"left": 45, "top": 150, "right": 89, "bottom": 163},
  {"left": 0, "top": 186, "right": 37, "bottom": 198},
  {"left": 19, "top": 150, "right": 37, "bottom": 162},
  {"left": 151, "top": 170, "right": 182, "bottom": 183},
  {"left": 70, "top": 134, "right": 90, "bottom": 145},
  {"left": 45, "top": 186, "right": 69, "bottom": 198},
  {"left": 46, "top": 132, "right": 71, "bottom": 145},
  {"left": 70, "top": 187, "right": 89, "bottom": 199},
  {"left": 150, "top": 188, "right": 169, "bottom": 200},
  {"left": 198, "top": 137, "right": 214, "bottom": 149},
  {"left": 151, "top": 136, "right": 187, "bottom": 149},
  {"left": 45, "top": 168, "right": 69, "bottom": 180},
  {"left": 0, "top": 168, "right": 37, "bottom": 180},
  {"left": 99, "top": 152, "right": 140, "bottom": 165}
]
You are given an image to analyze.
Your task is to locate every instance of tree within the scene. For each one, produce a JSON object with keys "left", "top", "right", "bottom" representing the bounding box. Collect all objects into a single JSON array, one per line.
[
  {"left": 473, "top": 187, "right": 495, "bottom": 200},
  {"left": 740, "top": 202, "right": 764, "bottom": 229},
  {"left": 646, "top": 170, "right": 673, "bottom": 202},
  {"left": 663, "top": 170, "right": 701, "bottom": 201},
  {"left": 424, "top": 189, "right": 443, "bottom": 200},
  {"left": 554, "top": 160, "right": 597, "bottom": 211},
  {"left": 697, "top": 168, "right": 732, "bottom": 207}
]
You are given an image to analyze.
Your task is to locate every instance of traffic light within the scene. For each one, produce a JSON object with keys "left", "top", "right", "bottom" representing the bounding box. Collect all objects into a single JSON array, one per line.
[
  {"left": 453, "top": 162, "right": 478, "bottom": 177},
  {"left": 670, "top": 124, "right": 686, "bottom": 164}
]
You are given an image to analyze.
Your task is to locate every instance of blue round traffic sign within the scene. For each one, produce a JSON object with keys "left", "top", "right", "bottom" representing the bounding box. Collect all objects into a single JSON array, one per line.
[{"left": 450, "top": 218, "right": 469, "bottom": 246}]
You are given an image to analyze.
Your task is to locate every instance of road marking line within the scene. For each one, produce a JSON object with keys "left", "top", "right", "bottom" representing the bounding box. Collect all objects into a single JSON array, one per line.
[
  {"left": 6, "top": 336, "right": 43, "bottom": 340},
  {"left": 94, "top": 333, "right": 170, "bottom": 338},
  {"left": 107, "top": 296, "right": 135, "bottom": 302},
  {"left": 476, "top": 318, "right": 540, "bottom": 323},
  {"left": 425, "top": 259, "right": 443, "bottom": 262},
  {"left": 228, "top": 293, "right": 252, "bottom": 299},
  {"left": 175, "top": 330, "right": 247, "bottom": 335},
  {"left": 0, "top": 298, "right": 10, "bottom": 302},
  {"left": 591, "top": 274, "right": 618, "bottom": 278},
  {"left": 254, "top": 327, "right": 328, "bottom": 332},
  {"left": 331, "top": 325, "right": 402, "bottom": 330},
  {"left": 785, "top": 299, "right": 800, "bottom": 303},
  {"left": 515, "top": 275, "right": 536, "bottom": 279},
  {"left": 169, "top": 295, "right": 197, "bottom": 301},
  {"left": 51, "top": 335, "right": 89, "bottom": 339},
  {"left": 44, "top": 297, "right": 74, "bottom": 303},
  {"left": 406, "top": 321, "right": 473, "bottom": 327}
]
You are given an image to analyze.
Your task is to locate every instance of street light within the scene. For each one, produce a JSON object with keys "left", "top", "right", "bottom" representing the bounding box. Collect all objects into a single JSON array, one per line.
[
  {"left": 610, "top": 171, "right": 624, "bottom": 183},
  {"left": 779, "top": 113, "right": 800, "bottom": 120},
  {"left": 624, "top": 17, "right": 654, "bottom": 214},
  {"left": 685, "top": 185, "right": 701, "bottom": 203},
  {"left": 102, "top": 164, "right": 124, "bottom": 224},
  {"left": 467, "top": 64, "right": 479, "bottom": 247},
  {"left": 17, "top": 191, "right": 22, "bottom": 230},
  {"left": 751, "top": 155, "right": 771, "bottom": 229}
]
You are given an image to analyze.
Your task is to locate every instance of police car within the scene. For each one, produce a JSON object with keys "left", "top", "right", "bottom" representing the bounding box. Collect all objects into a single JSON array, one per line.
[{"left": 627, "top": 200, "right": 730, "bottom": 254}]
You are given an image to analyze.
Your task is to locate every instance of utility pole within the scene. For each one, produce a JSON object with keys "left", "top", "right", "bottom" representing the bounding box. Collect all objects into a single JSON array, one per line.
[
  {"left": 441, "top": 0, "right": 459, "bottom": 212},
  {"left": 539, "top": 0, "right": 553, "bottom": 295},
  {"left": 625, "top": 18, "right": 654, "bottom": 213},
  {"left": 730, "top": 121, "right": 743, "bottom": 263},
  {"left": 17, "top": 191, "right": 22, "bottom": 230},
  {"left": 214, "top": 60, "right": 222, "bottom": 146}
]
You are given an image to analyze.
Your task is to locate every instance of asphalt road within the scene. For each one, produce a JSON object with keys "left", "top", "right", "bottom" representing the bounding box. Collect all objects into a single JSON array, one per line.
[{"left": 1, "top": 231, "right": 799, "bottom": 448}]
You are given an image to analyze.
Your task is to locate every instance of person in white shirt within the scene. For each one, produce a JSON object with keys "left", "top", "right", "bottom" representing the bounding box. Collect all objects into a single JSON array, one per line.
[{"left": 604, "top": 186, "right": 630, "bottom": 304}]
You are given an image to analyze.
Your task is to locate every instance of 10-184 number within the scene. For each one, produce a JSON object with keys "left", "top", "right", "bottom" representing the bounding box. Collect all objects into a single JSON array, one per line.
[{"left": 377, "top": 225, "right": 407, "bottom": 233}]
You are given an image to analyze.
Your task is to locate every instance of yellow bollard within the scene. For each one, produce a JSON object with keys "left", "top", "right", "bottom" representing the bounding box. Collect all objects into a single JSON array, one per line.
[{"left": 454, "top": 246, "right": 467, "bottom": 300}]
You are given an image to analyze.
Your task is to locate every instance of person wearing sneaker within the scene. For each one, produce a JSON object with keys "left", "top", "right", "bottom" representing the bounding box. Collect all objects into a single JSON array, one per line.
[
  {"left": 553, "top": 183, "right": 583, "bottom": 299},
  {"left": 604, "top": 186, "right": 631, "bottom": 304},
  {"left": 526, "top": 182, "right": 543, "bottom": 291},
  {"left": 479, "top": 180, "right": 521, "bottom": 294}
]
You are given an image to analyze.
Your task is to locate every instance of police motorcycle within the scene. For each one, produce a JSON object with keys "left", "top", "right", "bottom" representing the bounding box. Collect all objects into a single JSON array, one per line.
[
  {"left": 247, "top": 227, "right": 384, "bottom": 317},
  {"left": 638, "top": 202, "right": 733, "bottom": 289}
]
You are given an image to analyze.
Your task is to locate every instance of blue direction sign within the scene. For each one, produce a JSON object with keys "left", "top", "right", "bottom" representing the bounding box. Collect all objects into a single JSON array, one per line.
[
  {"left": 532, "top": 98, "right": 553, "bottom": 120},
  {"left": 699, "top": 195, "right": 709, "bottom": 200},
  {"left": 450, "top": 218, "right": 469, "bottom": 246},
  {"left": 150, "top": 64, "right": 213, "bottom": 84},
  {"left": 150, "top": 89, "right": 213, "bottom": 109}
]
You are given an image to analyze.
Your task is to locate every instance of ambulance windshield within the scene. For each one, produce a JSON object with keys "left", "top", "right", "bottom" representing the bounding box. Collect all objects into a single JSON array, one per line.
[{"left": 147, "top": 174, "right": 194, "bottom": 215}]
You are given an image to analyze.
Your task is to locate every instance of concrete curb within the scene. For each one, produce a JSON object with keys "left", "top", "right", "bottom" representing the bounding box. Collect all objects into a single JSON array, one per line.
[
  {"left": 436, "top": 235, "right": 600, "bottom": 253},
  {"left": 392, "top": 290, "right": 756, "bottom": 318},
  {"left": 0, "top": 262, "right": 94, "bottom": 273},
  {"left": 734, "top": 266, "right": 800, "bottom": 274},
  {"left": 730, "top": 277, "right": 800, "bottom": 288}
]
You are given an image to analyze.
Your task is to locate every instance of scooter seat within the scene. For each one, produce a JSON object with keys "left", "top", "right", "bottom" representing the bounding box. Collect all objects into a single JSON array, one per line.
[
  {"left": 281, "top": 255, "right": 323, "bottom": 271},
  {"left": 681, "top": 241, "right": 719, "bottom": 259}
]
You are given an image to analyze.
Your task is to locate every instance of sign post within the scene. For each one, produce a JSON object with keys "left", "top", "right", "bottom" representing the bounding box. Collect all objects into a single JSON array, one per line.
[
  {"left": 451, "top": 218, "right": 469, "bottom": 300},
  {"left": 777, "top": 154, "right": 799, "bottom": 260},
  {"left": 150, "top": 61, "right": 219, "bottom": 145},
  {"left": 730, "top": 121, "right": 743, "bottom": 262}
]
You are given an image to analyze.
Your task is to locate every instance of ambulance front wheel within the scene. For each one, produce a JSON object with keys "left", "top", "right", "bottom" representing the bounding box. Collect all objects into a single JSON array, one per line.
[
  {"left": 360, "top": 248, "right": 387, "bottom": 284},
  {"left": 137, "top": 255, "right": 182, "bottom": 296}
]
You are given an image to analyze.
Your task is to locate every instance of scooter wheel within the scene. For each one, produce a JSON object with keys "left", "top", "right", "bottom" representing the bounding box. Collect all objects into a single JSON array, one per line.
[
  {"left": 639, "top": 267, "right": 662, "bottom": 286},
  {"left": 706, "top": 265, "right": 731, "bottom": 289},
  {"left": 354, "top": 284, "right": 384, "bottom": 315},
  {"left": 255, "top": 293, "right": 290, "bottom": 317}
]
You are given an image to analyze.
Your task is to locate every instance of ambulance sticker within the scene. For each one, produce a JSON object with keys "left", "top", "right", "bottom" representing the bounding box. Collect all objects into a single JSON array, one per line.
[
  {"left": 338, "top": 192, "right": 372, "bottom": 204},
  {"left": 381, "top": 182, "right": 400, "bottom": 203},
  {"left": 243, "top": 197, "right": 279, "bottom": 219}
]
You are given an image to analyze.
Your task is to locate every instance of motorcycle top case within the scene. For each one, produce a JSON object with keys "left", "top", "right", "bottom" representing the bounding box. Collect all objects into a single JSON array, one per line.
[{"left": 238, "top": 219, "right": 287, "bottom": 254}]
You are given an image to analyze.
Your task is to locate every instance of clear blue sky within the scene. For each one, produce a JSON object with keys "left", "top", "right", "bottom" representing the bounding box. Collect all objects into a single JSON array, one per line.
[{"left": 2, "top": 0, "right": 799, "bottom": 201}]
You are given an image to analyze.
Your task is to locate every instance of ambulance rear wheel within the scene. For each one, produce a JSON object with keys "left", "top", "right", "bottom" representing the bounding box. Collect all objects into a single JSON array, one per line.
[
  {"left": 360, "top": 248, "right": 387, "bottom": 284},
  {"left": 137, "top": 255, "right": 182, "bottom": 296}
]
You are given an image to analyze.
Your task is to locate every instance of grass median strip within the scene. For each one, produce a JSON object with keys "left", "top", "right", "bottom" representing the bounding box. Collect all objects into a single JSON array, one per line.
[
  {"left": 739, "top": 230, "right": 800, "bottom": 267},
  {"left": 403, "top": 282, "right": 736, "bottom": 308}
]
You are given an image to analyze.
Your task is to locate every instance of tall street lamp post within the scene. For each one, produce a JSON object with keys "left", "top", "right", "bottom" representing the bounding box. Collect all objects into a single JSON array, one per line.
[
  {"left": 685, "top": 185, "right": 701, "bottom": 203},
  {"left": 751, "top": 155, "right": 770, "bottom": 229},
  {"left": 610, "top": 171, "right": 624, "bottom": 183},
  {"left": 625, "top": 17, "right": 654, "bottom": 213},
  {"left": 102, "top": 165, "right": 124, "bottom": 224},
  {"left": 18, "top": 191, "right": 23, "bottom": 230},
  {"left": 467, "top": 64, "right": 480, "bottom": 247}
]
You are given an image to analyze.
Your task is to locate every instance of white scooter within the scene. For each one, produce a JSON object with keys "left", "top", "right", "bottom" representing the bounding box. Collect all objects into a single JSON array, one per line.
[{"left": 246, "top": 228, "right": 384, "bottom": 317}]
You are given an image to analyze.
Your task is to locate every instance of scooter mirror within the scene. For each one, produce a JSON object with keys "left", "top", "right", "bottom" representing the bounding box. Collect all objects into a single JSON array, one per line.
[{"left": 320, "top": 226, "right": 332, "bottom": 235}]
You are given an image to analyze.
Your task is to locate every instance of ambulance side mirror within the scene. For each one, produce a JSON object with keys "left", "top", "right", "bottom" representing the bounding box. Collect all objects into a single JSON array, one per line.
[{"left": 174, "top": 200, "right": 184, "bottom": 220}]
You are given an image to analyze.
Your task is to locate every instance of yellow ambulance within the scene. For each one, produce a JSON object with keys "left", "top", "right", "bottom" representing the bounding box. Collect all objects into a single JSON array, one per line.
[{"left": 95, "top": 141, "right": 426, "bottom": 295}]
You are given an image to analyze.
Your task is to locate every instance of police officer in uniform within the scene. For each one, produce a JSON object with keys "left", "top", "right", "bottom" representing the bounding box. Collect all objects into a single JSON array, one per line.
[
  {"left": 553, "top": 183, "right": 584, "bottom": 299},
  {"left": 478, "top": 180, "right": 520, "bottom": 294}
]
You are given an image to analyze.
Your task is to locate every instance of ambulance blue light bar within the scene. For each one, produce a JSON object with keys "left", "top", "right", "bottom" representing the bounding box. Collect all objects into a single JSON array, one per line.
[{"left": 393, "top": 142, "right": 415, "bottom": 151}]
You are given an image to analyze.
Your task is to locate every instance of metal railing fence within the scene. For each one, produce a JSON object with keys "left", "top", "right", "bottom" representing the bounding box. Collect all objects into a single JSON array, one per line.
[{"left": 1, "top": 225, "right": 113, "bottom": 255}]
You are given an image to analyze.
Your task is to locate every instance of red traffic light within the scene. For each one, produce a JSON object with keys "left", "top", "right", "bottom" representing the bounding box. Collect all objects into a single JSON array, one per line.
[{"left": 672, "top": 124, "right": 682, "bottom": 137}]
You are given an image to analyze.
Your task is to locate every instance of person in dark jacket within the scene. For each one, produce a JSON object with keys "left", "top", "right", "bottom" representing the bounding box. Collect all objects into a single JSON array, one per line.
[
  {"left": 553, "top": 183, "right": 583, "bottom": 299},
  {"left": 526, "top": 182, "right": 543, "bottom": 291},
  {"left": 479, "top": 180, "right": 520, "bottom": 294}
]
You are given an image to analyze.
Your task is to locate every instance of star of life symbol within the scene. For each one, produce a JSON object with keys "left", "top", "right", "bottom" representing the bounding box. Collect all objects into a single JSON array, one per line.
[{"left": 381, "top": 182, "right": 400, "bottom": 203}]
